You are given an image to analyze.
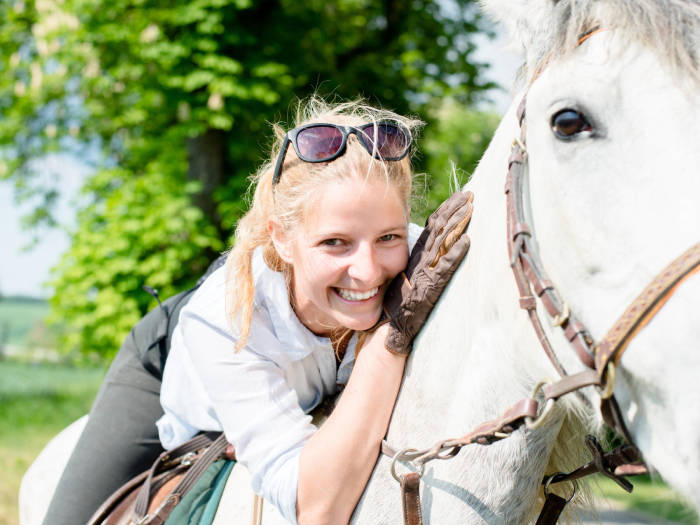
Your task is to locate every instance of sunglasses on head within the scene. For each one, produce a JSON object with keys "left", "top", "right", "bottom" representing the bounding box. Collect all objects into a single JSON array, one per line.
[{"left": 272, "top": 121, "right": 412, "bottom": 186}]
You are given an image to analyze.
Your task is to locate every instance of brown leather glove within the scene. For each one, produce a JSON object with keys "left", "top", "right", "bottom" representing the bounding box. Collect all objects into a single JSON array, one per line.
[{"left": 383, "top": 190, "right": 474, "bottom": 355}]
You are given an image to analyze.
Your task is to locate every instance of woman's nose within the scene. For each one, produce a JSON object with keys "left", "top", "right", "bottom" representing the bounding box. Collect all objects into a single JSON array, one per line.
[{"left": 347, "top": 243, "right": 382, "bottom": 284}]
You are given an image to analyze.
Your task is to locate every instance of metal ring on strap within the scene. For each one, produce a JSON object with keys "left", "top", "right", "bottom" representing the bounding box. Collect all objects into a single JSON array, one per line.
[
  {"left": 391, "top": 448, "right": 425, "bottom": 483},
  {"left": 598, "top": 362, "right": 616, "bottom": 400},
  {"left": 543, "top": 474, "right": 577, "bottom": 503},
  {"left": 525, "top": 379, "right": 556, "bottom": 430}
]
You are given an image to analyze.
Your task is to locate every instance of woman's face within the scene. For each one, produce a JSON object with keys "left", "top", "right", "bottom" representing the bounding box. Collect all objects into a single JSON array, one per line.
[{"left": 274, "top": 176, "right": 409, "bottom": 336}]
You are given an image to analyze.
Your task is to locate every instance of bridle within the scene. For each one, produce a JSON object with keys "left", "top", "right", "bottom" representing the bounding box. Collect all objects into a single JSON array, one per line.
[
  {"left": 383, "top": 44, "right": 700, "bottom": 525},
  {"left": 507, "top": 96, "right": 700, "bottom": 448}
]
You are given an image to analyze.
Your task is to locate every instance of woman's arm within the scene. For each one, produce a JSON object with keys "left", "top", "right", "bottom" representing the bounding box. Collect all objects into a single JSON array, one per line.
[
  {"left": 297, "top": 323, "right": 404, "bottom": 525},
  {"left": 296, "top": 191, "right": 474, "bottom": 524}
]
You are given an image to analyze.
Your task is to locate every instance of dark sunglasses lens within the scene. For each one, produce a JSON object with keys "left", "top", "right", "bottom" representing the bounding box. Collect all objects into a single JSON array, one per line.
[
  {"left": 296, "top": 126, "right": 344, "bottom": 161},
  {"left": 359, "top": 124, "right": 408, "bottom": 159}
]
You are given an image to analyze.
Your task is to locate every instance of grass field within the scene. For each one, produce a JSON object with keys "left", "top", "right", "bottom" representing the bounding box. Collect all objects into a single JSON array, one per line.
[
  {"left": 0, "top": 360, "right": 105, "bottom": 525},
  {"left": 592, "top": 474, "right": 698, "bottom": 524},
  {"left": 0, "top": 297, "right": 49, "bottom": 346}
]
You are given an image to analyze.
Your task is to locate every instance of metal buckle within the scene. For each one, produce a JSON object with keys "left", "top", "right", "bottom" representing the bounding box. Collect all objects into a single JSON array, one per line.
[
  {"left": 180, "top": 451, "right": 197, "bottom": 467},
  {"left": 543, "top": 474, "right": 577, "bottom": 503},
  {"left": 551, "top": 302, "right": 570, "bottom": 327},
  {"left": 525, "top": 379, "right": 556, "bottom": 430},
  {"left": 598, "top": 362, "right": 616, "bottom": 399}
]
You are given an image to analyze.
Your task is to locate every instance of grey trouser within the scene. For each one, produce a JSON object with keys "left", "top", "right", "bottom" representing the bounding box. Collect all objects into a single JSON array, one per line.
[{"left": 43, "top": 257, "right": 225, "bottom": 525}]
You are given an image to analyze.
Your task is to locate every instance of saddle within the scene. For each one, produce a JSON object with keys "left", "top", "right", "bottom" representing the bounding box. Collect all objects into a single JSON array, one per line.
[
  {"left": 89, "top": 393, "right": 341, "bottom": 525},
  {"left": 87, "top": 433, "right": 234, "bottom": 525}
]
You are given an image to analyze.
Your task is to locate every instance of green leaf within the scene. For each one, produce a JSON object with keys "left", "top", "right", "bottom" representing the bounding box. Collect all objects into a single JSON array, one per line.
[
  {"left": 183, "top": 70, "right": 216, "bottom": 92},
  {"left": 196, "top": 54, "right": 243, "bottom": 74},
  {"left": 208, "top": 113, "right": 233, "bottom": 130}
]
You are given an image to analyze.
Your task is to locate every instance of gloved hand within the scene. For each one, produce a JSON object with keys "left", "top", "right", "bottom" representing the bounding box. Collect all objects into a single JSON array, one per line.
[{"left": 383, "top": 190, "right": 474, "bottom": 355}]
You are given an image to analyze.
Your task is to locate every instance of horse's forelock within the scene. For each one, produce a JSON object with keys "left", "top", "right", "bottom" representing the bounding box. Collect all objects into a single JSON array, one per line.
[
  {"left": 486, "top": 0, "right": 700, "bottom": 86},
  {"left": 564, "top": 1, "right": 699, "bottom": 82}
]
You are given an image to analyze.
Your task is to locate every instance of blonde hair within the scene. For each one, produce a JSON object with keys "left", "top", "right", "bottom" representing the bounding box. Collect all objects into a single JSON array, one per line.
[{"left": 225, "top": 97, "right": 422, "bottom": 350}]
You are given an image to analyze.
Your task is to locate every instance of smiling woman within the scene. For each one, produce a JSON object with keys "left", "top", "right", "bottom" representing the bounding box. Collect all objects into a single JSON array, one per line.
[{"left": 38, "top": 98, "right": 473, "bottom": 525}]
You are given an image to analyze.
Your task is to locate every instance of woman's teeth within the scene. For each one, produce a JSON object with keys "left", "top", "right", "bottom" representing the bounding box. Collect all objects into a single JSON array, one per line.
[{"left": 337, "top": 287, "right": 379, "bottom": 301}]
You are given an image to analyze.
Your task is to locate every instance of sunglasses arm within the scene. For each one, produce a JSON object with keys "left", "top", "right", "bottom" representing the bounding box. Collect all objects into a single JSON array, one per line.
[{"left": 272, "top": 136, "right": 291, "bottom": 186}]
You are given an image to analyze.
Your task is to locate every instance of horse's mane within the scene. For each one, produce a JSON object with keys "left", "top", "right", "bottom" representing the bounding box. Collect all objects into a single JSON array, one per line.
[{"left": 499, "top": 0, "right": 700, "bottom": 85}]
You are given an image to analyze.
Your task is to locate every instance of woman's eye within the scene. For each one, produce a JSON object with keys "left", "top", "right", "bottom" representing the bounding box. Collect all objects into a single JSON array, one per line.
[
  {"left": 379, "top": 234, "right": 397, "bottom": 242},
  {"left": 551, "top": 109, "right": 593, "bottom": 139},
  {"left": 321, "top": 238, "right": 343, "bottom": 247}
]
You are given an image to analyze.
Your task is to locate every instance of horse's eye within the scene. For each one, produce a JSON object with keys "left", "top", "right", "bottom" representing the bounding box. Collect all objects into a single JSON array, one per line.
[{"left": 551, "top": 109, "right": 592, "bottom": 139}]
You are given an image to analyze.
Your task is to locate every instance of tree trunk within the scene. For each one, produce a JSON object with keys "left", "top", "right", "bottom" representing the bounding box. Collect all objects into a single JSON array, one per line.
[{"left": 186, "top": 128, "right": 227, "bottom": 243}]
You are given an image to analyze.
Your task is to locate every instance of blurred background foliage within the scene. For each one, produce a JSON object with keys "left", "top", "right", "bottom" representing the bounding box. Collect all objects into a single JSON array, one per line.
[{"left": 1, "top": 0, "right": 499, "bottom": 359}]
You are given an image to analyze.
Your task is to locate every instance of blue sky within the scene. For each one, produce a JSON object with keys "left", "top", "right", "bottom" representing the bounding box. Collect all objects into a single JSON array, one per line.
[
  {"left": 0, "top": 32, "right": 520, "bottom": 299},
  {"left": 1, "top": 154, "right": 88, "bottom": 297}
]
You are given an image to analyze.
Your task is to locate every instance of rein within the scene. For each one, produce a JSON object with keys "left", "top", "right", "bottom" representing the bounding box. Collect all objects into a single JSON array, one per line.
[{"left": 382, "top": 96, "right": 700, "bottom": 525}]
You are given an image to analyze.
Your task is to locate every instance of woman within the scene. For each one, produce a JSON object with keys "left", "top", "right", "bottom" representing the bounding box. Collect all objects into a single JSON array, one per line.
[{"left": 44, "top": 99, "right": 471, "bottom": 525}]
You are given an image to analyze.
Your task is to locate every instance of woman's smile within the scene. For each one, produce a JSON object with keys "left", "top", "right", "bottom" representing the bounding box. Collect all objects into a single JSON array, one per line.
[{"left": 334, "top": 286, "right": 381, "bottom": 302}]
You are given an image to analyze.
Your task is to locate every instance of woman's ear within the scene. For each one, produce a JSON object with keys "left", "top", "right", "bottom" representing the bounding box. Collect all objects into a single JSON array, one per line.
[{"left": 268, "top": 218, "right": 294, "bottom": 264}]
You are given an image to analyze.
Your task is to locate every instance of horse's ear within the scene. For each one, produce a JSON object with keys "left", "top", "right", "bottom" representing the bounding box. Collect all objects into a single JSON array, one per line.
[{"left": 479, "top": 0, "right": 559, "bottom": 58}]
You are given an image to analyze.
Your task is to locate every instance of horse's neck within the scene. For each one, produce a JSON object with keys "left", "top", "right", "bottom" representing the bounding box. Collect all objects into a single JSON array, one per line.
[
  {"left": 395, "top": 96, "right": 558, "bottom": 439},
  {"left": 401, "top": 99, "right": 544, "bottom": 414},
  {"left": 354, "top": 100, "right": 571, "bottom": 524}
]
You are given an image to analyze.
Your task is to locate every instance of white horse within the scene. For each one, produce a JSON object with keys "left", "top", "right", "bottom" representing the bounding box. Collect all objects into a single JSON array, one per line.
[{"left": 21, "top": 0, "right": 700, "bottom": 523}]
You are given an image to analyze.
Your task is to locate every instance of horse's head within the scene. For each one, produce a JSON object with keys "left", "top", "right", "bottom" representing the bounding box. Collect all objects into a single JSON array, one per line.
[{"left": 485, "top": 0, "right": 700, "bottom": 510}]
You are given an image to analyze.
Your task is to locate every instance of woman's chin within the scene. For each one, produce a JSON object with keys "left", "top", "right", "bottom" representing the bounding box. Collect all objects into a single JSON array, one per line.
[{"left": 338, "top": 312, "right": 382, "bottom": 332}]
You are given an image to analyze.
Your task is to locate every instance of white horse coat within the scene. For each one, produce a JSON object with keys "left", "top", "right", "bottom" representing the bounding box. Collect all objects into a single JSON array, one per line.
[{"left": 20, "top": 0, "right": 700, "bottom": 523}]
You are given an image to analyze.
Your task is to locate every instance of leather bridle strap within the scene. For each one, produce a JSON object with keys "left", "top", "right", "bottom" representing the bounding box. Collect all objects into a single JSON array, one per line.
[
  {"left": 383, "top": 393, "right": 644, "bottom": 525},
  {"left": 384, "top": 392, "right": 539, "bottom": 525},
  {"left": 596, "top": 242, "right": 700, "bottom": 381},
  {"left": 383, "top": 397, "right": 538, "bottom": 467},
  {"left": 505, "top": 96, "right": 700, "bottom": 442},
  {"left": 400, "top": 473, "right": 423, "bottom": 525},
  {"left": 543, "top": 435, "right": 645, "bottom": 493},
  {"left": 506, "top": 104, "right": 597, "bottom": 374}
]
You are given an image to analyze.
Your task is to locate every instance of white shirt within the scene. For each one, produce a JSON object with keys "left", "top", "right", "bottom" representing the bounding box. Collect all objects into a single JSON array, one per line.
[{"left": 157, "top": 223, "right": 422, "bottom": 524}]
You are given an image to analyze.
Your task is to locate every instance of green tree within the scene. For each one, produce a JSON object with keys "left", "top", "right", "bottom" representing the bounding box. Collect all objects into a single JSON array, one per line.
[{"left": 0, "top": 0, "right": 495, "bottom": 358}]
